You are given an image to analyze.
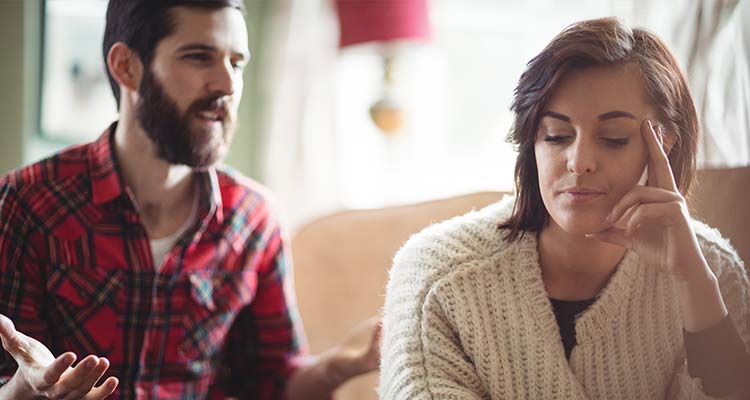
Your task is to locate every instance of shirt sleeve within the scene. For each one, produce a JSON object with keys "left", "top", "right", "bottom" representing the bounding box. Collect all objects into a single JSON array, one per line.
[
  {"left": 219, "top": 219, "right": 308, "bottom": 400},
  {"left": 684, "top": 315, "right": 750, "bottom": 396},
  {"left": 0, "top": 183, "right": 49, "bottom": 384}
]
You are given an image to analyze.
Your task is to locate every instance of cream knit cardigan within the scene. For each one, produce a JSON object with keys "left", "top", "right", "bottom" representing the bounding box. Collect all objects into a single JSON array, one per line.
[{"left": 379, "top": 198, "right": 750, "bottom": 400}]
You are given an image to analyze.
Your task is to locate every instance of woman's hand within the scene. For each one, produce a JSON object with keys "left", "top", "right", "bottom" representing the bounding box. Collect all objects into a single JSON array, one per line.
[
  {"left": 587, "top": 119, "right": 727, "bottom": 332},
  {"left": 587, "top": 119, "right": 705, "bottom": 282}
]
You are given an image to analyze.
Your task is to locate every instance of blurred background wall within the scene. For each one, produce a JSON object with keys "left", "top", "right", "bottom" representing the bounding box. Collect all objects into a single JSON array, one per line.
[{"left": 1, "top": 0, "right": 747, "bottom": 233}]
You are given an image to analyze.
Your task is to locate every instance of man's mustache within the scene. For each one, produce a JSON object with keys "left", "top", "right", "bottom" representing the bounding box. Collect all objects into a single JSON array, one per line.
[{"left": 190, "top": 96, "right": 230, "bottom": 116}]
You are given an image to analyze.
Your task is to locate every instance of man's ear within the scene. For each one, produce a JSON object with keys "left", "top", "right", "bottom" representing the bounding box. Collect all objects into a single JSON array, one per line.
[{"left": 107, "top": 42, "right": 143, "bottom": 94}]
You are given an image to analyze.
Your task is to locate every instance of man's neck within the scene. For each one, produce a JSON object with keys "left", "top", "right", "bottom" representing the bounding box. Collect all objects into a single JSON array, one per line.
[
  {"left": 113, "top": 118, "right": 196, "bottom": 238},
  {"left": 538, "top": 223, "right": 627, "bottom": 301}
]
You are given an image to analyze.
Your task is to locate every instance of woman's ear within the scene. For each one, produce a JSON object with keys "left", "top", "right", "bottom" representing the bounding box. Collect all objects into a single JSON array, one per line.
[{"left": 106, "top": 42, "right": 143, "bottom": 94}]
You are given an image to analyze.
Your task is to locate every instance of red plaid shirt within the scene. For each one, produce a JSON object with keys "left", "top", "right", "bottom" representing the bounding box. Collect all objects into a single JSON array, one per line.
[{"left": 0, "top": 124, "right": 307, "bottom": 399}]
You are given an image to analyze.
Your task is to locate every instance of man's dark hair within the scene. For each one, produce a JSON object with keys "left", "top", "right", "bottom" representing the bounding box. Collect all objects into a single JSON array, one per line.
[{"left": 103, "top": 0, "right": 245, "bottom": 108}]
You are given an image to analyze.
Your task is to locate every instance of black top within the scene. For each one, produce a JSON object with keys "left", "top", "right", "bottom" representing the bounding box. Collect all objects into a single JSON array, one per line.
[
  {"left": 549, "top": 297, "right": 750, "bottom": 397},
  {"left": 549, "top": 297, "right": 595, "bottom": 359}
]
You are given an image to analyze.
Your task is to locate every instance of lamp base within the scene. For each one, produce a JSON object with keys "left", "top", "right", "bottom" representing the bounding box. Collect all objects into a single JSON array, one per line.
[{"left": 369, "top": 98, "right": 404, "bottom": 135}]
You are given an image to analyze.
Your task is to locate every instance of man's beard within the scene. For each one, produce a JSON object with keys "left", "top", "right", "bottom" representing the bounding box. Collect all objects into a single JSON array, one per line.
[{"left": 135, "top": 69, "right": 235, "bottom": 168}]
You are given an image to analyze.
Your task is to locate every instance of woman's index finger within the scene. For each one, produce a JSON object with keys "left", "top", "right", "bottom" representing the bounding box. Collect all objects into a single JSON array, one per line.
[{"left": 642, "top": 119, "right": 678, "bottom": 192}]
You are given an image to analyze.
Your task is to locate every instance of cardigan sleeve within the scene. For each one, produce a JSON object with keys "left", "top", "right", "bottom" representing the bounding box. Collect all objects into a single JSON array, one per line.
[
  {"left": 379, "top": 241, "right": 487, "bottom": 400},
  {"left": 668, "top": 232, "right": 750, "bottom": 400}
]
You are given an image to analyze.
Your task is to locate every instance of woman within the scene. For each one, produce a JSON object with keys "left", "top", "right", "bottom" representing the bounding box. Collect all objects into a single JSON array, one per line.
[{"left": 379, "top": 18, "right": 750, "bottom": 399}]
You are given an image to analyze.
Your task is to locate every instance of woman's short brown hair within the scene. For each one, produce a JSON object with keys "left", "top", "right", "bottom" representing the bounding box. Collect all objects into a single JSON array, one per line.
[{"left": 500, "top": 17, "right": 699, "bottom": 241}]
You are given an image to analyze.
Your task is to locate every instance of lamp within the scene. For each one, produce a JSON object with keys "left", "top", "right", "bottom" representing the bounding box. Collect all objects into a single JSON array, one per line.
[{"left": 335, "top": 0, "right": 431, "bottom": 135}]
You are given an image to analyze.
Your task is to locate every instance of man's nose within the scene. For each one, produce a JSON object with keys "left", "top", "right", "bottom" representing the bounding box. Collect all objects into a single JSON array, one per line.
[
  {"left": 207, "top": 60, "right": 239, "bottom": 96},
  {"left": 566, "top": 137, "right": 597, "bottom": 175}
]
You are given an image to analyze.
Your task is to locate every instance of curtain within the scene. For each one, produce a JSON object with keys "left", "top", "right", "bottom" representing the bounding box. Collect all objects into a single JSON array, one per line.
[
  {"left": 227, "top": 0, "right": 341, "bottom": 232},
  {"left": 258, "top": 0, "right": 341, "bottom": 232},
  {"left": 660, "top": 0, "right": 750, "bottom": 168}
]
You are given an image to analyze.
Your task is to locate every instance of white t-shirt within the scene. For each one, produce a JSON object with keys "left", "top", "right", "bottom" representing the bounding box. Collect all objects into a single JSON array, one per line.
[{"left": 149, "top": 190, "right": 199, "bottom": 270}]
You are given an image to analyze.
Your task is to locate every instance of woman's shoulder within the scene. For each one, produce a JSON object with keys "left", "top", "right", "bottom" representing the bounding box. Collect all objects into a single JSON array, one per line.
[
  {"left": 691, "top": 219, "right": 747, "bottom": 278},
  {"left": 388, "top": 196, "right": 519, "bottom": 286}
]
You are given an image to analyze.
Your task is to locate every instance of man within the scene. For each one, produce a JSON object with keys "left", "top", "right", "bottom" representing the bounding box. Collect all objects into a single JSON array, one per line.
[{"left": 0, "top": 1, "right": 379, "bottom": 399}]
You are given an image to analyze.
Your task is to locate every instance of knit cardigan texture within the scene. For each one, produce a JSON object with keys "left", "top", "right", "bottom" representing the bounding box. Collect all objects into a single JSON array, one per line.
[{"left": 379, "top": 197, "right": 750, "bottom": 400}]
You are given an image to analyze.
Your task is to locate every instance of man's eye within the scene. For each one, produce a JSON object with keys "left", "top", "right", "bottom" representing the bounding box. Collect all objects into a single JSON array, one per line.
[
  {"left": 184, "top": 53, "right": 210, "bottom": 62},
  {"left": 231, "top": 62, "right": 246, "bottom": 72},
  {"left": 543, "top": 135, "right": 571, "bottom": 144}
]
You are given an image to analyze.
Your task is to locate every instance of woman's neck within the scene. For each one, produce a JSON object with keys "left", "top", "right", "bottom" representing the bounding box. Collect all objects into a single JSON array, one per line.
[{"left": 538, "top": 222, "right": 627, "bottom": 300}]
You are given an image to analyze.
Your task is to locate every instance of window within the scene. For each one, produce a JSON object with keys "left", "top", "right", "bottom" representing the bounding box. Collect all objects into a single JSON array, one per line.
[
  {"left": 334, "top": 0, "right": 640, "bottom": 208},
  {"left": 40, "top": 0, "right": 116, "bottom": 142}
]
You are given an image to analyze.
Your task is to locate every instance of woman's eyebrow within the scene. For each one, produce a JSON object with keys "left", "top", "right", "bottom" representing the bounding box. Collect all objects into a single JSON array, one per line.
[
  {"left": 540, "top": 110, "right": 637, "bottom": 123},
  {"left": 598, "top": 110, "right": 637, "bottom": 121},
  {"left": 540, "top": 111, "right": 571, "bottom": 122}
]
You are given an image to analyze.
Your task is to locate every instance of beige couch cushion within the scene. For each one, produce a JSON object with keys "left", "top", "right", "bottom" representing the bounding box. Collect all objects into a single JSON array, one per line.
[
  {"left": 291, "top": 192, "right": 506, "bottom": 400},
  {"left": 290, "top": 168, "right": 748, "bottom": 399}
]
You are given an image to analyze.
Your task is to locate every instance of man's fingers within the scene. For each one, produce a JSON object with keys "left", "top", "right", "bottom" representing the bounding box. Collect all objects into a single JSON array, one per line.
[
  {"left": 366, "top": 321, "right": 383, "bottom": 370},
  {"left": 84, "top": 376, "right": 119, "bottom": 400},
  {"left": 0, "top": 314, "right": 38, "bottom": 365},
  {"left": 41, "top": 352, "right": 77, "bottom": 386},
  {"left": 370, "top": 320, "right": 382, "bottom": 346},
  {"left": 0, "top": 314, "right": 22, "bottom": 351},
  {"left": 0, "top": 315, "right": 16, "bottom": 350},
  {"left": 642, "top": 119, "right": 678, "bottom": 192},
  {"left": 47, "top": 355, "right": 99, "bottom": 398},
  {"left": 61, "top": 357, "right": 111, "bottom": 400},
  {"left": 0, "top": 314, "right": 14, "bottom": 339}
]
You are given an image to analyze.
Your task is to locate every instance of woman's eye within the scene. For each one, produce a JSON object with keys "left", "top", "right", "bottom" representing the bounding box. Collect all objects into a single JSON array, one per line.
[
  {"left": 603, "top": 138, "right": 629, "bottom": 148},
  {"left": 543, "top": 135, "right": 571, "bottom": 144}
]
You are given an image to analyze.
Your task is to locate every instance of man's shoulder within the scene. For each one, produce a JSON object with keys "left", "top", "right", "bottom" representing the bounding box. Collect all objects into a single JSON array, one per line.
[
  {"left": 213, "top": 166, "right": 288, "bottom": 235},
  {"left": 1, "top": 143, "right": 91, "bottom": 195},
  {"left": 214, "top": 165, "right": 275, "bottom": 206}
]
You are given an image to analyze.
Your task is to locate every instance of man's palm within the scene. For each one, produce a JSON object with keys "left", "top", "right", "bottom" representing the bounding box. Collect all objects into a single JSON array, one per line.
[{"left": 0, "top": 314, "right": 118, "bottom": 399}]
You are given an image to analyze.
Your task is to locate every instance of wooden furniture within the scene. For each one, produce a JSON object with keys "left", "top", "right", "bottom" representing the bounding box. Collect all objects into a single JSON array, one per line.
[{"left": 689, "top": 167, "right": 750, "bottom": 265}]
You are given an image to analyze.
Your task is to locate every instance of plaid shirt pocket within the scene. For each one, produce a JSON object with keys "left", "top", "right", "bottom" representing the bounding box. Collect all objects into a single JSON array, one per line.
[
  {"left": 46, "top": 264, "right": 123, "bottom": 357},
  {"left": 180, "top": 270, "right": 256, "bottom": 373}
]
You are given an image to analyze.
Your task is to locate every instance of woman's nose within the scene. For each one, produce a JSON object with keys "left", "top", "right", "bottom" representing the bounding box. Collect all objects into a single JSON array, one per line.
[{"left": 566, "top": 138, "right": 597, "bottom": 175}]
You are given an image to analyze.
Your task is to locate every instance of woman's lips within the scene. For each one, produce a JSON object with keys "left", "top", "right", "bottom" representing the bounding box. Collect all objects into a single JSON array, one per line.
[{"left": 558, "top": 187, "right": 606, "bottom": 202}]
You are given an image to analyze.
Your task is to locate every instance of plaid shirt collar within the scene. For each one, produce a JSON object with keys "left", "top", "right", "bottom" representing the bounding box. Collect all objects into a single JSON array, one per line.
[{"left": 87, "top": 122, "right": 225, "bottom": 224}]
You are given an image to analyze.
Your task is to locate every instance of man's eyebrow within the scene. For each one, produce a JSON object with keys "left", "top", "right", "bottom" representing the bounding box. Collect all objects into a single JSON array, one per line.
[
  {"left": 176, "top": 43, "right": 217, "bottom": 53},
  {"left": 598, "top": 111, "right": 637, "bottom": 121},
  {"left": 540, "top": 111, "right": 571, "bottom": 123},
  {"left": 176, "top": 43, "right": 250, "bottom": 60}
]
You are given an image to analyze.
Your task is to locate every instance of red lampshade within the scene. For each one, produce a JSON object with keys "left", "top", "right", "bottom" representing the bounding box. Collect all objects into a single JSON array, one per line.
[{"left": 335, "top": 0, "right": 431, "bottom": 48}]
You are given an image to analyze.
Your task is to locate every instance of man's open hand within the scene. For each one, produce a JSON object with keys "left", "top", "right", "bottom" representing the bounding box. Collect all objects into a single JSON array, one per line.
[{"left": 0, "top": 314, "right": 118, "bottom": 400}]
